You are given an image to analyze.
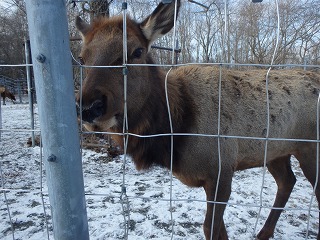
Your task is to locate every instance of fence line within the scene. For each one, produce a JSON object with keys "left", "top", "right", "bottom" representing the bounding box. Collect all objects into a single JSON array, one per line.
[{"left": 75, "top": 1, "right": 319, "bottom": 240}]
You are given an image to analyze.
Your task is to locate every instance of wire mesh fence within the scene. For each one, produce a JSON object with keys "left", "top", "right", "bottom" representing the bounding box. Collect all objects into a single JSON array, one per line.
[{"left": 1, "top": 0, "right": 320, "bottom": 240}]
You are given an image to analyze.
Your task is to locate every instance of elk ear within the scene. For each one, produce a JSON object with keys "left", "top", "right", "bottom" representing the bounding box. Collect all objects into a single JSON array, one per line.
[
  {"left": 140, "top": 0, "right": 180, "bottom": 50},
  {"left": 76, "top": 16, "right": 91, "bottom": 38}
]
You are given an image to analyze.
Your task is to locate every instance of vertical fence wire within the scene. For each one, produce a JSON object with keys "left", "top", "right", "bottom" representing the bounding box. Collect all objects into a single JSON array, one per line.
[
  {"left": 121, "top": 1, "right": 131, "bottom": 239},
  {"left": 39, "top": 136, "right": 51, "bottom": 240},
  {"left": 208, "top": 64, "right": 224, "bottom": 240},
  {"left": 164, "top": 66, "right": 175, "bottom": 239},
  {"left": 208, "top": 0, "right": 230, "bottom": 238},
  {"left": 167, "top": 1, "right": 180, "bottom": 239},
  {"left": 253, "top": 0, "right": 281, "bottom": 236},
  {"left": 0, "top": 148, "right": 15, "bottom": 240}
]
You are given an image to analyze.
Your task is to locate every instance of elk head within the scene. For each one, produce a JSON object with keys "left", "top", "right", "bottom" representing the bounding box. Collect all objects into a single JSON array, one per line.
[{"left": 76, "top": 1, "right": 180, "bottom": 132}]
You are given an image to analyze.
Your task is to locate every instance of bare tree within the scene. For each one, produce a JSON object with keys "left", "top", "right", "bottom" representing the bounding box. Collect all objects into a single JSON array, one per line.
[
  {"left": 231, "top": 0, "right": 320, "bottom": 66},
  {"left": 0, "top": 1, "right": 28, "bottom": 78}
]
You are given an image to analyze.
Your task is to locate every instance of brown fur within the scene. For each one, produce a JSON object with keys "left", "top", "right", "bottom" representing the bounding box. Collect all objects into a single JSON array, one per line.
[
  {"left": 76, "top": 1, "right": 320, "bottom": 239},
  {"left": 0, "top": 86, "right": 16, "bottom": 105}
]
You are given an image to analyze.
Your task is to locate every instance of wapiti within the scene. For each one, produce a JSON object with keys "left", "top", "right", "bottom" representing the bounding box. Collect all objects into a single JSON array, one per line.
[
  {"left": 0, "top": 86, "right": 16, "bottom": 105},
  {"left": 76, "top": 1, "right": 320, "bottom": 239}
]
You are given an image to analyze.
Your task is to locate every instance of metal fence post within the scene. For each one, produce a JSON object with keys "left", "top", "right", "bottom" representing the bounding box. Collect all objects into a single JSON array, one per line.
[
  {"left": 24, "top": 38, "right": 35, "bottom": 147},
  {"left": 25, "top": 1, "right": 89, "bottom": 240}
]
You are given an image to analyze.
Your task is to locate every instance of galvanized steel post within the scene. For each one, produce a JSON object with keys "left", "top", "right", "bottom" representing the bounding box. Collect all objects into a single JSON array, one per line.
[
  {"left": 24, "top": 38, "right": 35, "bottom": 147},
  {"left": 25, "top": 1, "right": 89, "bottom": 239}
]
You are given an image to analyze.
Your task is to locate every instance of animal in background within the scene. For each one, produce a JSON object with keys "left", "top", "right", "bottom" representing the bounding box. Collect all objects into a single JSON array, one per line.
[{"left": 0, "top": 86, "right": 16, "bottom": 105}]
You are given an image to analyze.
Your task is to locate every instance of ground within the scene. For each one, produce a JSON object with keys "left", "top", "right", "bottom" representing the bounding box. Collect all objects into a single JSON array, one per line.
[{"left": 0, "top": 101, "right": 318, "bottom": 239}]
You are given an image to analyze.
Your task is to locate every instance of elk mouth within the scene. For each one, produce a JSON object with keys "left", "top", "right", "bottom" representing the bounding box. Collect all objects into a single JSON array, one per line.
[
  {"left": 79, "top": 107, "right": 120, "bottom": 132},
  {"left": 82, "top": 115, "right": 118, "bottom": 132}
]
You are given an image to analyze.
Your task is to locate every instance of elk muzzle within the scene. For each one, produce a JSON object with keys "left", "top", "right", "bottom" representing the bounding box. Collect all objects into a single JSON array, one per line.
[{"left": 78, "top": 99, "right": 106, "bottom": 123}]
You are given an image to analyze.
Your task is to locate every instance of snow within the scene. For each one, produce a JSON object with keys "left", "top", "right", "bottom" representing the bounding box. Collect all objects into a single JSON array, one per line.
[{"left": 0, "top": 101, "right": 318, "bottom": 240}]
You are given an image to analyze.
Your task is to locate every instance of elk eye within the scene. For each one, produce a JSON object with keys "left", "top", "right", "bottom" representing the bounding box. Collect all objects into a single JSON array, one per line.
[{"left": 132, "top": 48, "right": 143, "bottom": 58}]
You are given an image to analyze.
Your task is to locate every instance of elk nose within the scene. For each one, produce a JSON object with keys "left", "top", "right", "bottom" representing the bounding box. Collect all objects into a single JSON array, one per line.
[{"left": 81, "top": 100, "right": 105, "bottom": 123}]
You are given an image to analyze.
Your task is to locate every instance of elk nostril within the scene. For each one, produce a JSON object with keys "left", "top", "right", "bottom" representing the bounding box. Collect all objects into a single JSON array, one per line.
[
  {"left": 91, "top": 100, "right": 104, "bottom": 117},
  {"left": 81, "top": 100, "right": 105, "bottom": 123}
]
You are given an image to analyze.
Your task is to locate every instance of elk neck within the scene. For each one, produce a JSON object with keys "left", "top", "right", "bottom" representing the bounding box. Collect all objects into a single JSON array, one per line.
[{"left": 112, "top": 64, "right": 195, "bottom": 172}]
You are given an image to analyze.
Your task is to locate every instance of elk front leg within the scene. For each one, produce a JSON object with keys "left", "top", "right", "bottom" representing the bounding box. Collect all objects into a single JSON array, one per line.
[{"left": 203, "top": 172, "right": 233, "bottom": 240}]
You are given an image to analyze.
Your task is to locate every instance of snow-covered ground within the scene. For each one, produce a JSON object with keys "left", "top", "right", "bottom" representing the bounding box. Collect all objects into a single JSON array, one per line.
[{"left": 0, "top": 101, "right": 318, "bottom": 239}]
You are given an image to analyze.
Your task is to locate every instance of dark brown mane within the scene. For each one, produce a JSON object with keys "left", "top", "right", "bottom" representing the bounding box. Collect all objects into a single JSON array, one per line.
[{"left": 112, "top": 59, "right": 195, "bottom": 171}]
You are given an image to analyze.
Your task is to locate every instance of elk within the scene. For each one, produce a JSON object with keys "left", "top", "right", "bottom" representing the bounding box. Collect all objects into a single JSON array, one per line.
[
  {"left": 76, "top": 1, "right": 320, "bottom": 239},
  {"left": 0, "top": 86, "right": 16, "bottom": 105}
]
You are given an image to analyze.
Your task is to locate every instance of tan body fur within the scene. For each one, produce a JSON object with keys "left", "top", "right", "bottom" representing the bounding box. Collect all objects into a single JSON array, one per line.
[
  {"left": 171, "top": 67, "right": 318, "bottom": 171},
  {"left": 76, "top": 1, "right": 320, "bottom": 239}
]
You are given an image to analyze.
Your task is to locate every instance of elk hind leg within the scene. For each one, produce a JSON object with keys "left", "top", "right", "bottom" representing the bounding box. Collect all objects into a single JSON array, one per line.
[
  {"left": 257, "top": 155, "right": 296, "bottom": 240},
  {"left": 295, "top": 146, "right": 320, "bottom": 240}
]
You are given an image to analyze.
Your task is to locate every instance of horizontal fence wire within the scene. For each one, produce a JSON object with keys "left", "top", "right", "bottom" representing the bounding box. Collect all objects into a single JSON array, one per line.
[{"left": 80, "top": 131, "right": 320, "bottom": 143}]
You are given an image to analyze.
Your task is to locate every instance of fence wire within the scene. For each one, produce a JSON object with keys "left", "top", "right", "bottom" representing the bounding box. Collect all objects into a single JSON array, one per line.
[{"left": 0, "top": 103, "right": 50, "bottom": 240}]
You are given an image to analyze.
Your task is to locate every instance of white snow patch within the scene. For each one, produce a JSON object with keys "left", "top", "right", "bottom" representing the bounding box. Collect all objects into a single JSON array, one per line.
[{"left": 0, "top": 102, "right": 318, "bottom": 239}]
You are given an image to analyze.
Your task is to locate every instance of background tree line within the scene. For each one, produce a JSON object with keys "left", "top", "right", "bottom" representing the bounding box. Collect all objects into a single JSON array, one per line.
[{"left": 0, "top": 0, "right": 319, "bottom": 80}]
